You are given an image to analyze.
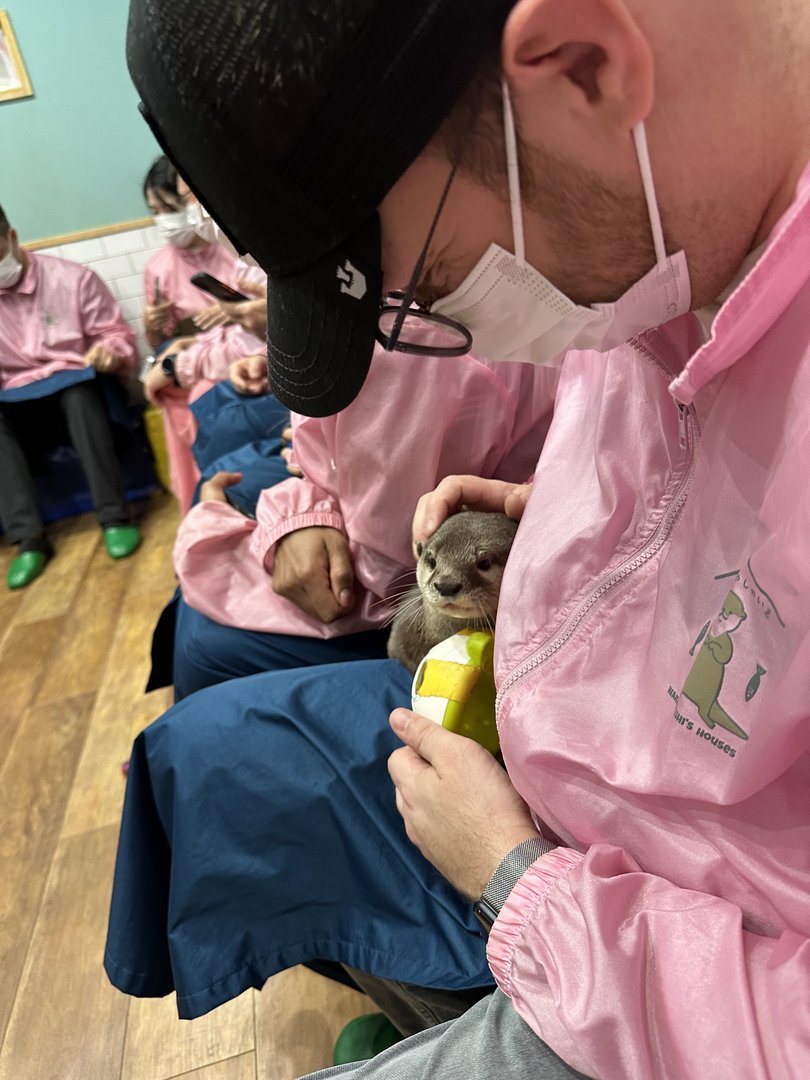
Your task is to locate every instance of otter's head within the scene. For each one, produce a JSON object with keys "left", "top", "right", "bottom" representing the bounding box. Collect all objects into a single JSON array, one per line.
[{"left": 415, "top": 512, "right": 518, "bottom": 623}]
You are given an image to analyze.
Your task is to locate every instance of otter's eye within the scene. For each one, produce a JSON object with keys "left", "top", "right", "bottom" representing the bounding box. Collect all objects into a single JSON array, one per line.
[
  {"left": 425, "top": 554, "right": 436, "bottom": 571},
  {"left": 477, "top": 558, "right": 492, "bottom": 572}
]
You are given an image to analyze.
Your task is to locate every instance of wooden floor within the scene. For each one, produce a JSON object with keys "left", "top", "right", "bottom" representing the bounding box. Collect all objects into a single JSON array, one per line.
[{"left": 0, "top": 494, "right": 368, "bottom": 1080}]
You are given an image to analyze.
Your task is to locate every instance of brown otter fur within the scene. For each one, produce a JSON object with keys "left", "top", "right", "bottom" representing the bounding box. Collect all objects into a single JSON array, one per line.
[{"left": 387, "top": 511, "right": 518, "bottom": 675}]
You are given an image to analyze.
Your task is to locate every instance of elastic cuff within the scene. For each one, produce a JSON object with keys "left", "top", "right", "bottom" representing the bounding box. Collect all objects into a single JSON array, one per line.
[
  {"left": 254, "top": 512, "right": 346, "bottom": 574},
  {"left": 173, "top": 349, "right": 198, "bottom": 389},
  {"left": 486, "top": 847, "right": 584, "bottom": 994}
]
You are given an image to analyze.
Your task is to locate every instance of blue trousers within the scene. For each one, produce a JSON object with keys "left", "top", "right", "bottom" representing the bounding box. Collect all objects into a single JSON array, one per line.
[
  {"left": 190, "top": 381, "right": 292, "bottom": 518},
  {"left": 105, "top": 660, "right": 492, "bottom": 1019},
  {"left": 173, "top": 595, "right": 391, "bottom": 699}
]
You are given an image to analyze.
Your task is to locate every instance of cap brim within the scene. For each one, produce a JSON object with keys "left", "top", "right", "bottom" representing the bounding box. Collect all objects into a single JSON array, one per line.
[{"left": 266, "top": 214, "right": 382, "bottom": 417}]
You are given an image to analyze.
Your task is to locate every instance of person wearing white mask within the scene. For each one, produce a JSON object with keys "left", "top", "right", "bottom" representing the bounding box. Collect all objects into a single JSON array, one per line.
[
  {"left": 141, "top": 158, "right": 269, "bottom": 512},
  {"left": 141, "top": 155, "right": 240, "bottom": 348},
  {"left": 107, "top": 0, "right": 809, "bottom": 1075}
]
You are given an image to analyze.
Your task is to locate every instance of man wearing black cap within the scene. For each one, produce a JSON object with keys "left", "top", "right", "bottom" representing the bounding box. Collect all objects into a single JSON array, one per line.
[{"left": 107, "top": 1, "right": 810, "bottom": 1076}]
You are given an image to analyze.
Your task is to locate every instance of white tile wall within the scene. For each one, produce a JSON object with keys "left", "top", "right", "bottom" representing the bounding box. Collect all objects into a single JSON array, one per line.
[{"left": 37, "top": 224, "right": 163, "bottom": 361}]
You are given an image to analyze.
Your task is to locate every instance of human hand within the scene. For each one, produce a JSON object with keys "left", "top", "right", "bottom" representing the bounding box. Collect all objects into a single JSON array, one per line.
[
  {"left": 144, "top": 300, "right": 173, "bottom": 339},
  {"left": 273, "top": 526, "right": 355, "bottom": 623},
  {"left": 83, "top": 343, "right": 121, "bottom": 374},
  {"left": 143, "top": 364, "right": 174, "bottom": 404},
  {"left": 220, "top": 296, "right": 268, "bottom": 338},
  {"left": 199, "top": 471, "right": 243, "bottom": 504},
  {"left": 193, "top": 302, "right": 231, "bottom": 331},
  {"left": 237, "top": 277, "right": 265, "bottom": 299},
  {"left": 412, "top": 475, "right": 532, "bottom": 549},
  {"left": 388, "top": 709, "right": 540, "bottom": 900},
  {"left": 280, "top": 426, "right": 303, "bottom": 477},
  {"left": 229, "top": 354, "right": 269, "bottom": 395}
]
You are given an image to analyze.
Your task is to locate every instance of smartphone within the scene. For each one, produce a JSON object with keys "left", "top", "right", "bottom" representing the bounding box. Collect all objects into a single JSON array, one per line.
[
  {"left": 153, "top": 278, "right": 162, "bottom": 304},
  {"left": 190, "top": 272, "right": 248, "bottom": 303}
]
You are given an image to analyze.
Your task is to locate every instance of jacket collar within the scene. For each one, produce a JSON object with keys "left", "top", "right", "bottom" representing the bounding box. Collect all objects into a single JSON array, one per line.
[
  {"left": 670, "top": 160, "right": 810, "bottom": 405},
  {"left": 0, "top": 248, "right": 39, "bottom": 298}
]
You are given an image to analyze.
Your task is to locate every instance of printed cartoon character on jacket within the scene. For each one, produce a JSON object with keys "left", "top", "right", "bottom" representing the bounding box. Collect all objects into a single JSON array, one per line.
[{"left": 681, "top": 590, "right": 749, "bottom": 740}]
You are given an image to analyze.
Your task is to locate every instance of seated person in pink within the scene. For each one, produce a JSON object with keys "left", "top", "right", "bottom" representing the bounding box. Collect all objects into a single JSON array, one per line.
[
  {"left": 170, "top": 338, "right": 559, "bottom": 698},
  {"left": 141, "top": 155, "right": 241, "bottom": 349},
  {"left": 140, "top": 156, "right": 266, "bottom": 512},
  {"left": 0, "top": 203, "right": 140, "bottom": 589}
]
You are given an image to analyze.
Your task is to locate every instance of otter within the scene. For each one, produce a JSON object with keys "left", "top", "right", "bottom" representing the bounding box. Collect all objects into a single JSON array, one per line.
[{"left": 387, "top": 511, "right": 518, "bottom": 674}]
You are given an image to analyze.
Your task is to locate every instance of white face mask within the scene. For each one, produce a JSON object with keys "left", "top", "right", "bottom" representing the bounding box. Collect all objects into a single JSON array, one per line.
[
  {"left": 0, "top": 249, "right": 24, "bottom": 289},
  {"left": 185, "top": 202, "right": 260, "bottom": 268},
  {"left": 431, "top": 84, "right": 691, "bottom": 365},
  {"left": 184, "top": 202, "right": 217, "bottom": 245},
  {"left": 153, "top": 211, "right": 198, "bottom": 248}
]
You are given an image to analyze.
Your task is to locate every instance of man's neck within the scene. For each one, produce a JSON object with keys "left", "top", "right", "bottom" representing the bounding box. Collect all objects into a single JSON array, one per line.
[{"left": 752, "top": 0, "right": 810, "bottom": 242}]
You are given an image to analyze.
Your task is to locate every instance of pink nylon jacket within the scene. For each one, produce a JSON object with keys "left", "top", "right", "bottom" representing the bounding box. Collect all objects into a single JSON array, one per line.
[
  {"left": 0, "top": 252, "right": 136, "bottom": 389},
  {"left": 143, "top": 241, "right": 240, "bottom": 338},
  {"left": 488, "top": 165, "right": 810, "bottom": 1078},
  {"left": 174, "top": 345, "right": 559, "bottom": 637}
]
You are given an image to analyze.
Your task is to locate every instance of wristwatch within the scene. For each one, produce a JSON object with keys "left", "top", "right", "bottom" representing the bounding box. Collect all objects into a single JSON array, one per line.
[
  {"left": 161, "top": 353, "right": 180, "bottom": 385},
  {"left": 473, "top": 836, "right": 557, "bottom": 934}
]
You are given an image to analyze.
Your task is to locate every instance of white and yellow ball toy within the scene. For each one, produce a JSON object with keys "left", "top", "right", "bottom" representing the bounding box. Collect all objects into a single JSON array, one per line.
[{"left": 411, "top": 629, "right": 500, "bottom": 755}]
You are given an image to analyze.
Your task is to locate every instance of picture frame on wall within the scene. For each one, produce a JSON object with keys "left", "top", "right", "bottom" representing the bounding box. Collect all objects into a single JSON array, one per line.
[{"left": 0, "top": 9, "right": 33, "bottom": 103}]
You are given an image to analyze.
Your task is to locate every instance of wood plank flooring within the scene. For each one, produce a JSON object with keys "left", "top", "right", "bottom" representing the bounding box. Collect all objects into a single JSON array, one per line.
[{"left": 0, "top": 495, "right": 368, "bottom": 1079}]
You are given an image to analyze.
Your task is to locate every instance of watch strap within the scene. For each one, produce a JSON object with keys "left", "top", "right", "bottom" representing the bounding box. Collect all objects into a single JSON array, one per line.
[{"left": 473, "top": 836, "right": 557, "bottom": 933}]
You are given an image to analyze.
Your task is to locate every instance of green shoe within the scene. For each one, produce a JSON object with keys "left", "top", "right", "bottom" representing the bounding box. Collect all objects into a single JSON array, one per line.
[
  {"left": 103, "top": 525, "right": 141, "bottom": 560},
  {"left": 332, "top": 1013, "right": 403, "bottom": 1066},
  {"left": 7, "top": 549, "right": 49, "bottom": 590}
]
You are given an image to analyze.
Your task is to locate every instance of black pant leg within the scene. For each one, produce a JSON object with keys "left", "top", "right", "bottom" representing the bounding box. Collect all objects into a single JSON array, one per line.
[
  {"left": 59, "top": 382, "right": 129, "bottom": 526},
  {"left": 0, "top": 403, "right": 45, "bottom": 543}
]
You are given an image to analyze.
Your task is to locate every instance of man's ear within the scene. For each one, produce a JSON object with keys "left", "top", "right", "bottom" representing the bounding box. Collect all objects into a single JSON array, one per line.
[{"left": 502, "top": 0, "right": 654, "bottom": 135}]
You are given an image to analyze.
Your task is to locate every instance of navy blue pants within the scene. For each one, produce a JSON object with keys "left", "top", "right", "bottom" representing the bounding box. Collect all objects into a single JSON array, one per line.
[
  {"left": 105, "top": 660, "right": 492, "bottom": 1019},
  {"left": 173, "top": 595, "right": 391, "bottom": 699}
]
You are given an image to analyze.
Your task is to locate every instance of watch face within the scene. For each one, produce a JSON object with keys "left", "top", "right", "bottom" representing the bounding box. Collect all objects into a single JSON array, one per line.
[
  {"left": 473, "top": 899, "right": 497, "bottom": 935},
  {"left": 161, "top": 355, "right": 177, "bottom": 380}
]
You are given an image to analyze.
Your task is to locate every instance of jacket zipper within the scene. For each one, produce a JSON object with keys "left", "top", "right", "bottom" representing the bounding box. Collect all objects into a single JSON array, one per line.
[{"left": 496, "top": 374, "right": 699, "bottom": 723}]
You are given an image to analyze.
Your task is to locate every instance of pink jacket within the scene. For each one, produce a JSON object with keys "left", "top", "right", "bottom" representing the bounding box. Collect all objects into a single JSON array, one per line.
[
  {"left": 489, "top": 165, "right": 810, "bottom": 1078},
  {"left": 144, "top": 241, "right": 240, "bottom": 337},
  {"left": 0, "top": 252, "right": 137, "bottom": 390},
  {"left": 153, "top": 257, "right": 267, "bottom": 513},
  {"left": 175, "top": 346, "right": 559, "bottom": 637},
  {"left": 173, "top": 324, "right": 265, "bottom": 389},
  {"left": 173, "top": 254, "right": 268, "bottom": 389}
]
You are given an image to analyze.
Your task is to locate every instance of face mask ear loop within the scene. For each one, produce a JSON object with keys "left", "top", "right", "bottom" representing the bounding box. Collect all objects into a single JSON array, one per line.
[
  {"left": 501, "top": 80, "right": 526, "bottom": 265},
  {"left": 632, "top": 124, "right": 667, "bottom": 264}
]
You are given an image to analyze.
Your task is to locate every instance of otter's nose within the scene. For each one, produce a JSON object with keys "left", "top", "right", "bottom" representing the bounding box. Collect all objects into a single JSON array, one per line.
[{"left": 435, "top": 578, "right": 462, "bottom": 597}]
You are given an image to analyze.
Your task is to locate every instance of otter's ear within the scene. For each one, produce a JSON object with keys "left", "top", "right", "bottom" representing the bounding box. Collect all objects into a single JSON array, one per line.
[{"left": 415, "top": 542, "right": 423, "bottom": 557}]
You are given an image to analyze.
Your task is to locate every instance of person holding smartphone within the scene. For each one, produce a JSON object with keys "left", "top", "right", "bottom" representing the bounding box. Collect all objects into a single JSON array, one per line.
[
  {"left": 142, "top": 157, "right": 269, "bottom": 512},
  {"left": 142, "top": 155, "right": 240, "bottom": 347}
]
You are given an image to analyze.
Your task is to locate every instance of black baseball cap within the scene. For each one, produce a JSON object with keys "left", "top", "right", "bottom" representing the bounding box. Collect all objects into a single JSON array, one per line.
[{"left": 127, "top": 0, "right": 513, "bottom": 416}]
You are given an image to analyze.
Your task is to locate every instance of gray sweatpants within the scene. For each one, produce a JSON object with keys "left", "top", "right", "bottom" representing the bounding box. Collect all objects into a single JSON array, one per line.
[{"left": 299, "top": 990, "right": 590, "bottom": 1080}]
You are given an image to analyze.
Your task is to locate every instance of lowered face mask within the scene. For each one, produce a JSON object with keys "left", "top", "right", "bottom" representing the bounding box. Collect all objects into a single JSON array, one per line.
[
  {"left": 431, "top": 84, "right": 691, "bottom": 365},
  {"left": 0, "top": 250, "right": 24, "bottom": 289},
  {"left": 153, "top": 211, "right": 198, "bottom": 248}
]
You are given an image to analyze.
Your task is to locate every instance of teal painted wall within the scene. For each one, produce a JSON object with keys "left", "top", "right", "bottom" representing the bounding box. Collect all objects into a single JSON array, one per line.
[{"left": 1, "top": 1, "right": 159, "bottom": 242}]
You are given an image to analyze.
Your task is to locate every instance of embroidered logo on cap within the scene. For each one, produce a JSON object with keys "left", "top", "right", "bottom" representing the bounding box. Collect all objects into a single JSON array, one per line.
[{"left": 336, "top": 260, "right": 367, "bottom": 300}]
